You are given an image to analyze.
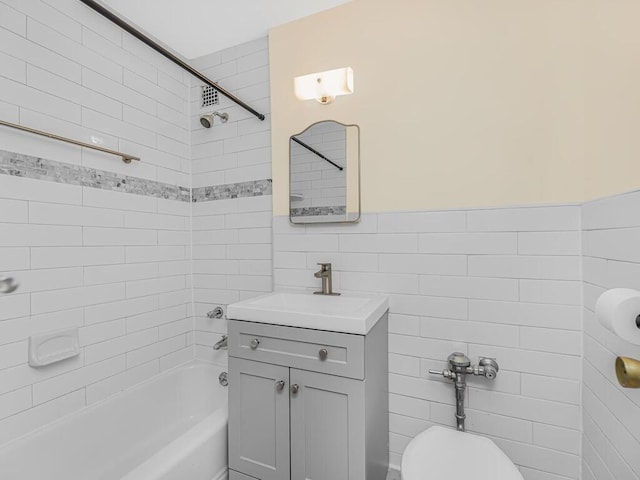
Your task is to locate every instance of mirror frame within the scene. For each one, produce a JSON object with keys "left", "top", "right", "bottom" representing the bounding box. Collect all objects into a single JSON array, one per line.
[{"left": 288, "top": 120, "right": 361, "bottom": 225}]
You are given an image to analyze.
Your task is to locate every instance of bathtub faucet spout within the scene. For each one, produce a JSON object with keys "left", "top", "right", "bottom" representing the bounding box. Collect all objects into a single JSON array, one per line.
[
  {"left": 213, "top": 335, "right": 228, "bottom": 350},
  {"left": 428, "top": 353, "right": 499, "bottom": 431}
]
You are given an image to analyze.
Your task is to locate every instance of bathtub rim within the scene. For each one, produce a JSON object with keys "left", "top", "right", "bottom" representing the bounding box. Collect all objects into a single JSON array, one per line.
[{"left": 0, "top": 359, "right": 227, "bottom": 451}]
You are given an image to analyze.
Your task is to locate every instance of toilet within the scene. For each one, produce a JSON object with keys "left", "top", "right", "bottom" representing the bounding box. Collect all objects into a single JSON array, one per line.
[{"left": 401, "top": 426, "right": 524, "bottom": 480}]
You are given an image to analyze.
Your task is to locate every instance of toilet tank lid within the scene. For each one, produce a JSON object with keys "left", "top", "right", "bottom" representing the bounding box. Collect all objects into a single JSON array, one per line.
[{"left": 401, "top": 426, "right": 523, "bottom": 480}]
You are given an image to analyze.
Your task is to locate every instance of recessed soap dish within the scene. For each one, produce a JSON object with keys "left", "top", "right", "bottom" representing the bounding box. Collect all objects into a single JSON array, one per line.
[{"left": 29, "top": 327, "right": 80, "bottom": 368}]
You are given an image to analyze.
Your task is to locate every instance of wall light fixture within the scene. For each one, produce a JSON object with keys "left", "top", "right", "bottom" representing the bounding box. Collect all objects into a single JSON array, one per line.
[{"left": 294, "top": 67, "right": 354, "bottom": 104}]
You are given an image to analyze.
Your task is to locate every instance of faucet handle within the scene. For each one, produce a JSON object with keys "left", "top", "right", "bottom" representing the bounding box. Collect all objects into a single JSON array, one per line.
[
  {"left": 317, "top": 262, "right": 332, "bottom": 269},
  {"left": 207, "top": 306, "right": 224, "bottom": 319}
]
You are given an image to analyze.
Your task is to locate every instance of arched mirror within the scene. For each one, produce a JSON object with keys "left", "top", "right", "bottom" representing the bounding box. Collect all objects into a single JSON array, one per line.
[{"left": 289, "top": 120, "right": 360, "bottom": 224}]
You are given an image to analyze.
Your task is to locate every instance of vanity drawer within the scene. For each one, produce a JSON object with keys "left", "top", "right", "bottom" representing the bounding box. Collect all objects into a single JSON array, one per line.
[{"left": 228, "top": 320, "right": 365, "bottom": 380}]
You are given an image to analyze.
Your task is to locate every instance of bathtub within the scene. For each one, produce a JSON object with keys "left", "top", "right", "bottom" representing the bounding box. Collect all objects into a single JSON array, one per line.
[{"left": 0, "top": 362, "right": 228, "bottom": 480}]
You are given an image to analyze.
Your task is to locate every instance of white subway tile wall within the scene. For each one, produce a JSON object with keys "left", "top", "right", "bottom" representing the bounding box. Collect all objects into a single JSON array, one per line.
[
  {"left": 189, "top": 38, "right": 273, "bottom": 365},
  {"left": 0, "top": 0, "right": 193, "bottom": 445},
  {"left": 273, "top": 206, "right": 583, "bottom": 479},
  {"left": 582, "top": 190, "right": 640, "bottom": 480}
]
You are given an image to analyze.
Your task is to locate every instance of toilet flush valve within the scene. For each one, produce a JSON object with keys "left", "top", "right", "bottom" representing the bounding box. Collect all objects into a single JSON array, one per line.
[
  {"left": 428, "top": 353, "right": 499, "bottom": 432},
  {"left": 428, "top": 354, "right": 499, "bottom": 379}
]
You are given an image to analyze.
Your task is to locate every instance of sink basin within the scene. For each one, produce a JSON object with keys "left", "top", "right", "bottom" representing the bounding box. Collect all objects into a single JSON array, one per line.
[{"left": 226, "top": 292, "right": 389, "bottom": 334}]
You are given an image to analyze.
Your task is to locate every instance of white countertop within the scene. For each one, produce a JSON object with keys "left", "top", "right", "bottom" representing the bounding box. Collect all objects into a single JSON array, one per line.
[{"left": 226, "top": 291, "right": 389, "bottom": 334}]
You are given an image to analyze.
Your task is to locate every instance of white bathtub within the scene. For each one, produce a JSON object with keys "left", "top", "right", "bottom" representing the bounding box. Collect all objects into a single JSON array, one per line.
[{"left": 0, "top": 362, "right": 228, "bottom": 480}]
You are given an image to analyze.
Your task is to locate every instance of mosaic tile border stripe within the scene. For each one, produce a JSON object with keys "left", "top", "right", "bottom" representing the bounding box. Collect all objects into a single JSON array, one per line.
[
  {"left": 0, "top": 150, "right": 190, "bottom": 201},
  {"left": 0, "top": 150, "right": 271, "bottom": 203},
  {"left": 291, "top": 205, "right": 346, "bottom": 217},
  {"left": 191, "top": 179, "right": 272, "bottom": 202}
]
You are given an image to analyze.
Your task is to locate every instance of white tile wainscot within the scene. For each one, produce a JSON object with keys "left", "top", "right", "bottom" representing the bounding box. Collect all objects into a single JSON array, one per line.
[
  {"left": 273, "top": 205, "right": 583, "bottom": 480},
  {"left": 582, "top": 189, "right": 640, "bottom": 480},
  {"left": 0, "top": 180, "right": 194, "bottom": 446}
]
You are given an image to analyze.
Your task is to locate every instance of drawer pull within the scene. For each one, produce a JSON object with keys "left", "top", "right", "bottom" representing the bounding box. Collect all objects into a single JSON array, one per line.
[
  {"left": 290, "top": 383, "right": 299, "bottom": 395},
  {"left": 319, "top": 348, "right": 328, "bottom": 361},
  {"left": 250, "top": 338, "right": 260, "bottom": 349},
  {"left": 275, "top": 380, "right": 285, "bottom": 391}
]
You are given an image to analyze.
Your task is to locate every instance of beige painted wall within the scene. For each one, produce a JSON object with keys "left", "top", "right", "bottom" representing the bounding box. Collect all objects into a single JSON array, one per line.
[
  {"left": 269, "top": 0, "right": 640, "bottom": 215},
  {"left": 583, "top": 0, "right": 640, "bottom": 201}
]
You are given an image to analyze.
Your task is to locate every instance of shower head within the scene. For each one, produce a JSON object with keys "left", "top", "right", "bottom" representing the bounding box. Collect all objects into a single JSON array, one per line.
[
  {"left": 200, "top": 111, "right": 229, "bottom": 128},
  {"left": 199, "top": 115, "right": 213, "bottom": 129}
]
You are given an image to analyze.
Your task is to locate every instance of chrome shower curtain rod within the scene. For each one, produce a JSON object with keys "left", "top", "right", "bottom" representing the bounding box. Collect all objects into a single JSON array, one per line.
[{"left": 79, "top": 0, "right": 266, "bottom": 121}]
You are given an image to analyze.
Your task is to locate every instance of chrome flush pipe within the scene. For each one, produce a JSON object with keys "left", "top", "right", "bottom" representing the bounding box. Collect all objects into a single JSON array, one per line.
[{"left": 453, "top": 371, "right": 467, "bottom": 431}]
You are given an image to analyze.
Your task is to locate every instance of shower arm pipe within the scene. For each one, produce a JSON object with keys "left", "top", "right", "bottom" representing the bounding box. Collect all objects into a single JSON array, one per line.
[
  {"left": 291, "top": 136, "right": 343, "bottom": 171},
  {"left": 0, "top": 119, "right": 140, "bottom": 164},
  {"left": 79, "top": 0, "right": 266, "bottom": 122}
]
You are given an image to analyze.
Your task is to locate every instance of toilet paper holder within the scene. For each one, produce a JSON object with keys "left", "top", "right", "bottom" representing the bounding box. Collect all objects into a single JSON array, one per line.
[
  {"left": 595, "top": 288, "right": 640, "bottom": 346},
  {"left": 615, "top": 356, "right": 640, "bottom": 388}
]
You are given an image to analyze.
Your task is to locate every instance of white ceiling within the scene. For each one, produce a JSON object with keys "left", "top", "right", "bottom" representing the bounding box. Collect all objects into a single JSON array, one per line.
[{"left": 101, "top": 0, "right": 352, "bottom": 60}]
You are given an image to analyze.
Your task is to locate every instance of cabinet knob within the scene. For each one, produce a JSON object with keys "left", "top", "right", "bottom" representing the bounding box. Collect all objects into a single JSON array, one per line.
[
  {"left": 250, "top": 338, "right": 260, "bottom": 349},
  {"left": 319, "top": 348, "right": 328, "bottom": 361},
  {"left": 275, "top": 380, "right": 285, "bottom": 391},
  {"left": 290, "top": 383, "right": 299, "bottom": 395}
]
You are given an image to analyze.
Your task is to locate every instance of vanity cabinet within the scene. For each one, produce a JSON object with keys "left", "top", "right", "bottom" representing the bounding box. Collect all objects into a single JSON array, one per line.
[
  {"left": 227, "top": 314, "right": 388, "bottom": 480},
  {"left": 228, "top": 358, "right": 290, "bottom": 480}
]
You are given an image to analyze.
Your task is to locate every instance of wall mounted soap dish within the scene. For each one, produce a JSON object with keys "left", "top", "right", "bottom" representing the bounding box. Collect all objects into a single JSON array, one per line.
[{"left": 29, "top": 327, "right": 80, "bottom": 368}]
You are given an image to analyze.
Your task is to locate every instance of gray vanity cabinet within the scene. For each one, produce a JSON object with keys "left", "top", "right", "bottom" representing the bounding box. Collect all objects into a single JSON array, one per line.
[
  {"left": 228, "top": 358, "right": 290, "bottom": 480},
  {"left": 227, "top": 315, "right": 389, "bottom": 480}
]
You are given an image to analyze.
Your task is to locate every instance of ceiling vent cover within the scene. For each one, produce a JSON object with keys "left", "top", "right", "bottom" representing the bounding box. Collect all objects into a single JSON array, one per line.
[{"left": 201, "top": 85, "right": 219, "bottom": 107}]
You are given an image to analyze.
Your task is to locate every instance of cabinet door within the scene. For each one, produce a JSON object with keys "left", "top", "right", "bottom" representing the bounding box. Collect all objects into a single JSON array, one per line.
[
  {"left": 229, "top": 358, "right": 290, "bottom": 480},
  {"left": 290, "top": 369, "right": 366, "bottom": 480}
]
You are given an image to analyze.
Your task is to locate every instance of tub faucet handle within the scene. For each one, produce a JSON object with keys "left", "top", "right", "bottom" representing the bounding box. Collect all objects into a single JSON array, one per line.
[
  {"left": 207, "top": 306, "right": 224, "bottom": 319},
  {"left": 0, "top": 277, "right": 19, "bottom": 294}
]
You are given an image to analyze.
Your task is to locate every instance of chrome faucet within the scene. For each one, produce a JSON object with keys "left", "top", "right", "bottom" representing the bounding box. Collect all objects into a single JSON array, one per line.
[
  {"left": 429, "top": 353, "right": 499, "bottom": 431},
  {"left": 314, "top": 263, "right": 340, "bottom": 296},
  {"left": 212, "top": 335, "right": 228, "bottom": 351}
]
